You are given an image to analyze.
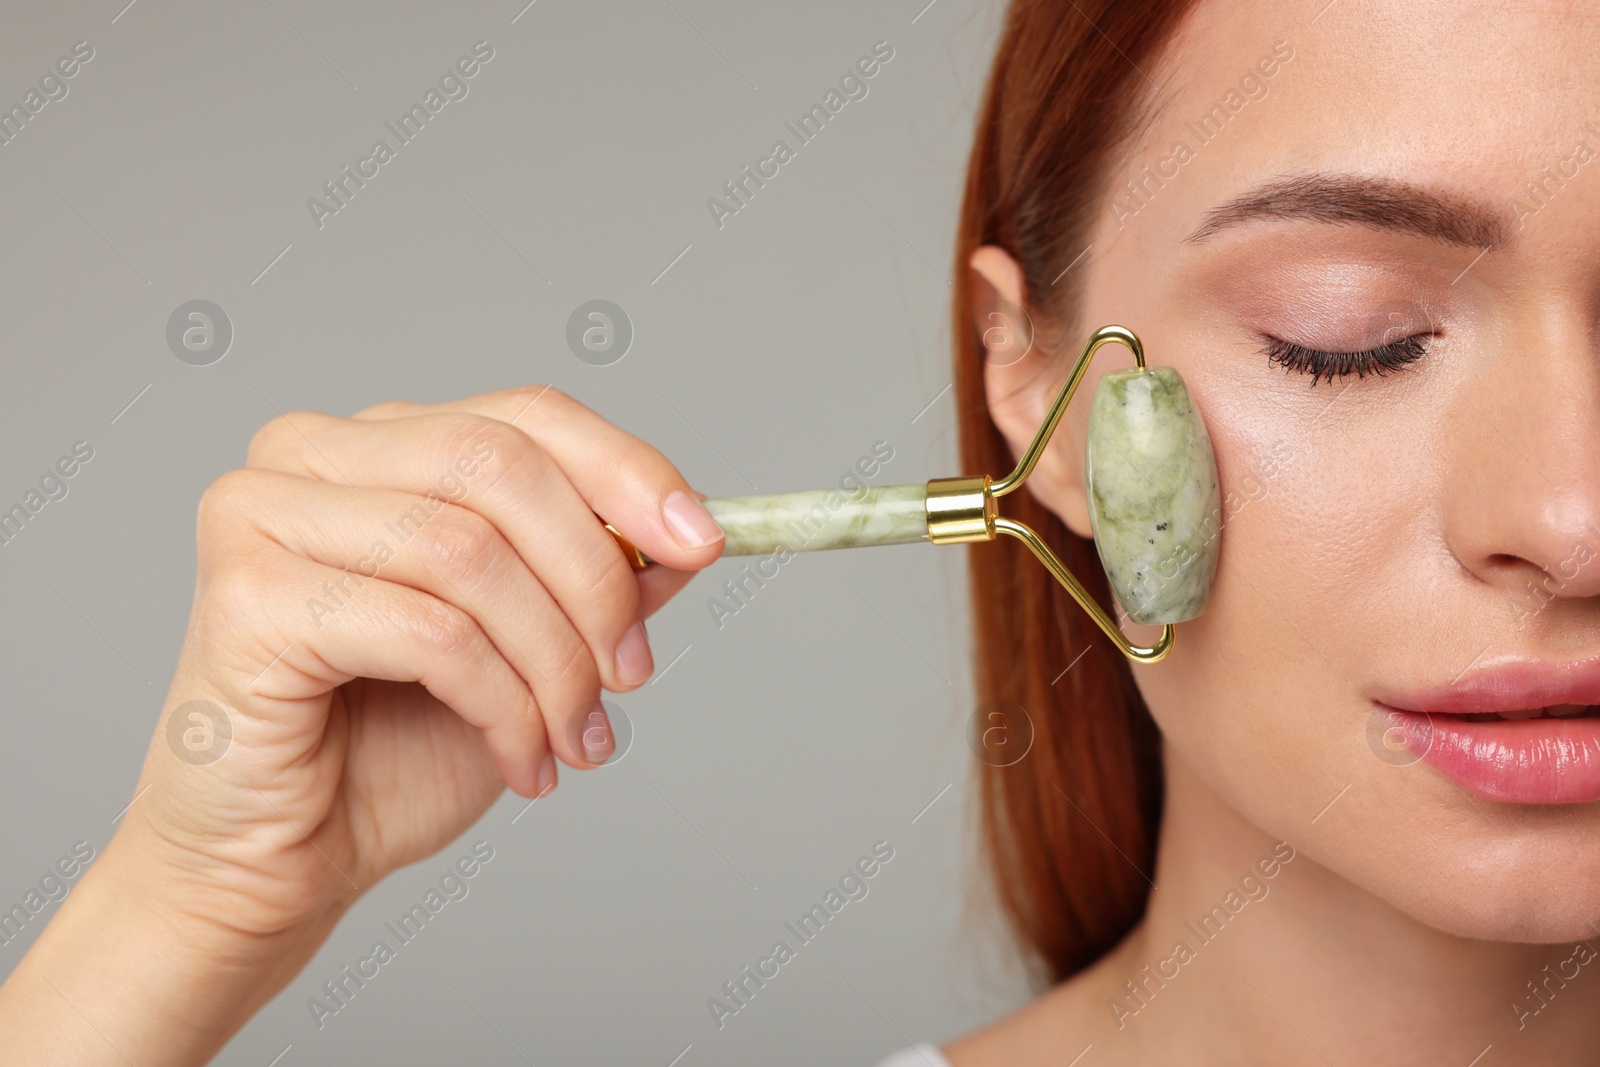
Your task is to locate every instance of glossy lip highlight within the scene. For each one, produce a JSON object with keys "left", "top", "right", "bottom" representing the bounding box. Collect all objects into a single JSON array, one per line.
[{"left": 1372, "top": 654, "right": 1600, "bottom": 804}]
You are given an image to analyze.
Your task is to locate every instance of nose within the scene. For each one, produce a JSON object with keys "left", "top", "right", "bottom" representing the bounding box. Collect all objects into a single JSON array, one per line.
[{"left": 1443, "top": 315, "right": 1600, "bottom": 612}]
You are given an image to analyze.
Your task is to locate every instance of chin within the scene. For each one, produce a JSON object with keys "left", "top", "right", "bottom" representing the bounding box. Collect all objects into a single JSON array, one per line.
[{"left": 1353, "top": 797, "right": 1600, "bottom": 944}]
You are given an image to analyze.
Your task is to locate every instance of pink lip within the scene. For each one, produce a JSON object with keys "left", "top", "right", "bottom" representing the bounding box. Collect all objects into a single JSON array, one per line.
[
  {"left": 1375, "top": 654, "right": 1600, "bottom": 715},
  {"left": 1373, "top": 654, "right": 1600, "bottom": 805}
]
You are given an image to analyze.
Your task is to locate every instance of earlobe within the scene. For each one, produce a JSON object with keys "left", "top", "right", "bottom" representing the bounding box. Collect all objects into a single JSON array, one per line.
[{"left": 969, "top": 245, "right": 1095, "bottom": 539}]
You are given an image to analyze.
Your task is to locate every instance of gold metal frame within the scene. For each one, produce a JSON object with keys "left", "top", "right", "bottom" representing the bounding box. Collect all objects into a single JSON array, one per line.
[
  {"left": 604, "top": 523, "right": 648, "bottom": 569},
  {"left": 925, "top": 324, "right": 1176, "bottom": 664}
]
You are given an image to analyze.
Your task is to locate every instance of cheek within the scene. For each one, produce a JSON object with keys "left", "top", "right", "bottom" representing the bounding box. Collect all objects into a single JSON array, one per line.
[
  {"left": 1142, "top": 349, "right": 1406, "bottom": 733},
  {"left": 1130, "top": 366, "right": 1600, "bottom": 941},
  {"left": 1128, "top": 378, "right": 1354, "bottom": 763},
  {"left": 1131, "top": 428, "right": 1366, "bottom": 841}
]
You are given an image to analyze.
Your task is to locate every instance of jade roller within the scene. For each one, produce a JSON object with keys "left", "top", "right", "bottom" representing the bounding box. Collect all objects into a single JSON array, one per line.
[{"left": 607, "top": 325, "right": 1221, "bottom": 663}]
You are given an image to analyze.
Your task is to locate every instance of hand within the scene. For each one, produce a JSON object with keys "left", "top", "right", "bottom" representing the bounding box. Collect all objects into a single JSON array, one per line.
[
  {"left": 145, "top": 384, "right": 725, "bottom": 936},
  {"left": 0, "top": 385, "right": 726, "bottom": 1066}
]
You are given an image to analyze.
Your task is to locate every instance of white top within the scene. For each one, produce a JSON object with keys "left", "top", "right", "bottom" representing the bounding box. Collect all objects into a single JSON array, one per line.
[{"left": 874, "top": 1045, "right": 953, "bottom": 1067}]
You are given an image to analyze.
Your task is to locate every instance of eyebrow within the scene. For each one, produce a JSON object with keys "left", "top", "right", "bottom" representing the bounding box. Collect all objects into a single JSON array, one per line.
[{"left": 1184, "top": 173, "right": 1509, "bottom": 248}]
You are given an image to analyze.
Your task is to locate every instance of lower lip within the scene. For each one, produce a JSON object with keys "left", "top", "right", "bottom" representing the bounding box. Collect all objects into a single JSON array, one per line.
[{"left": 1382, "top": 707, "right": 1600, "bottom": 804}]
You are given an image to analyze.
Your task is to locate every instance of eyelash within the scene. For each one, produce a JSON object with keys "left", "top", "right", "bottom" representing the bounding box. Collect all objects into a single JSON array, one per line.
[{"left": 1261, "top": 333, "right": 1431, "bottom": 386}]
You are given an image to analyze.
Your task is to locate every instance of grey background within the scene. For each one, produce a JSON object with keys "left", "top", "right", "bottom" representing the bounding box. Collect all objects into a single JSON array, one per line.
[{"left": 0, "top": 1, "right": 1033, "bottom": 1063}]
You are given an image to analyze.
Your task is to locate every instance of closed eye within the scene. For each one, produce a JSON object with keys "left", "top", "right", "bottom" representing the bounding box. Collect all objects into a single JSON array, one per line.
[{"left": 1261, "top": 333, "right": 1430, "bottom": 386}]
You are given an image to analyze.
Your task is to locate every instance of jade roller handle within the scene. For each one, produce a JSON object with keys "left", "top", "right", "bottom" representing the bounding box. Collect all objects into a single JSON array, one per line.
[{"left": 611, "top": 484, "right": 932, "bottom": 564}]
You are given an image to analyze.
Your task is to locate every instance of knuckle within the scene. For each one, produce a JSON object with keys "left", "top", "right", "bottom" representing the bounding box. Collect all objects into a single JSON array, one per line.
[
  {"left": 353, "top": 399, "right": 416, "bottom": 420},
  {"left": 246, "top": 410, "right": 328, "bottom": 470},
  {"left": 411, "top": 597, "right": 483, "bottom": 662},
  {"left": 615, "top": 435, "right": 688, "bottom": 491},
  {"left": 445, "top": 417, "right": 545, "bottom": 493},
  {"left": 544, "top": 629, "right": 599, "bottom": 694},
  {"left": 575, "top": 538, "right": 639, "bottom": 619},
  {"left": 618, "top": 462, "right": 679, "bottom": 511},
  {"left": 413, "top": 507, "right": 500, "bottom": 587},
  {"left": 197, "top": 467, "right": 258, "bottom": 523},
  {"left": 200, "top": 552, "right": 277, "bottom": 630},
  {"left": 536, "top": 385, "right": 576, "bottom": 413},
  {"left": 245, "top": 414, "right": 292, "bottom": 467},
  {"left": 489, "top": 383, "right": 570, "bottom": 413}
]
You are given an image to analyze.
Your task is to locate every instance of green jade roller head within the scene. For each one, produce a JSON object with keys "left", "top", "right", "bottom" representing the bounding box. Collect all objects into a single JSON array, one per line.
[{"left": 608, "top": 325, "right": 1221, "bottom": 663}]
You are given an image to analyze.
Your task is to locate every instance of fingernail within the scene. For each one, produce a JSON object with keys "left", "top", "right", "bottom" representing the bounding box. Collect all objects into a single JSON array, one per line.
[
  {"left": 662, "top": 489, "right": 724, "bottom": 550},
  {"left": 536, "top": 752, "right": 557, "bottom": 796},
  {"left": 579, "top": 705, "right": 614, "bottom": 766},
  {"left": 614, "top": 620, "right": 653, "bottom": 686}
]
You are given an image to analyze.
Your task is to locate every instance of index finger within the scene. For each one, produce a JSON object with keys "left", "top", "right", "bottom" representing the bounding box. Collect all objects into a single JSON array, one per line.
[{"left": 355, "top": 386, "right": 726, "bottom": 571}]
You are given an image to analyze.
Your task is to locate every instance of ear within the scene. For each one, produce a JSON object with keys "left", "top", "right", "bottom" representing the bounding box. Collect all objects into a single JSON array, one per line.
[{"left": 971, "top": 245, "right": 1094, "bottom": 539}]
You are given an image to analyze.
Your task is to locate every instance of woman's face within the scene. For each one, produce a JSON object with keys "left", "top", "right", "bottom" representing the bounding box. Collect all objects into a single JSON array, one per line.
[{"left": 983, "top": 0, "right": 1600, "bottom": 942}]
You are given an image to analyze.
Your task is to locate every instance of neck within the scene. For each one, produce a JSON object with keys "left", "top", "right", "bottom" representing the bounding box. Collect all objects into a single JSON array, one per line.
[{"left": 1089, "top": 750, "right": 1600, "bottom": 1064}]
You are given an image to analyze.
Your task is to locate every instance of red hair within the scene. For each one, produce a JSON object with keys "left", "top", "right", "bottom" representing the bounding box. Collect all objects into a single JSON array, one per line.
[{"left": 955, "top": 0, "right": 1201, "bottom": 984}]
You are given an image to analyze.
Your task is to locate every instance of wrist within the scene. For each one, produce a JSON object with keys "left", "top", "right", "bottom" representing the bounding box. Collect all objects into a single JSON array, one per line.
[{"left": 0, "top": 823, "right": 349, "bottom": 1066}]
